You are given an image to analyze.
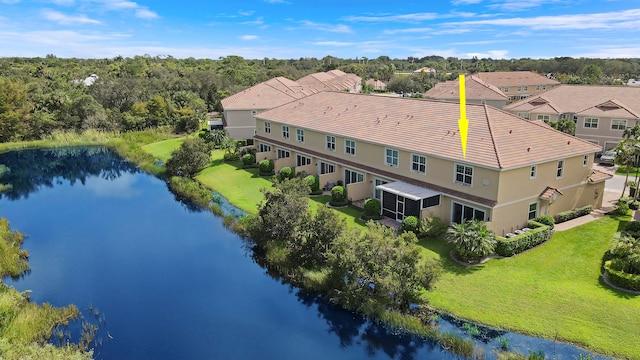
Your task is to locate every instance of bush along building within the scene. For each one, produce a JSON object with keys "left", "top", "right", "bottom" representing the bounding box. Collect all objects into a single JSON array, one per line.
[{"left": 252, "top": 91, "right": 611, "bottom": 235}]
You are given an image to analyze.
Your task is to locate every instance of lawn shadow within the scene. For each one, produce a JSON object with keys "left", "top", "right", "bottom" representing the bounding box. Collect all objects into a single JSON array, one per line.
[
  {"left": 417, "top": 237, "right": 485, "bottom": 275},
  {"left": 310, "top": 196, "right": 368, "bottom": 228},
  {"left": 596, "top": 275, "right": 640, "bottom": 299}
]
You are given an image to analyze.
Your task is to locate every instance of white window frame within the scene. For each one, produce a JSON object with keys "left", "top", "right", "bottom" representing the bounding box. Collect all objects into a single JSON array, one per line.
[
  {"left": 517, "top": 112, "right": 530, "bottom": 120},
  {"left": 385, "top": 148, "right": 399, "bottom": 167},
  {"left": 374, "top": 178, "right": 388, "bottom": 200},
  {"left": 454, "top": 163, "right": 473, "bottom": 186},
  {"left": 277, "top": 148, "right": 290, "bottom": 159},
  {"left": 326, "top": 135, "right": 336, "bottom": 151},
  {"left": 536, "top": 85, "right": 540, "bottom": 91},
  {"left": 345, "top": 139, "right": 356, "bottom": 156},
  {"left": 282, "top": 125, "right": 290, "bottom": 139},
  {"left": 451, "top": 202, "right": 486, "bottom": 224},
  {"left": 530, "top": 165, "right": 537, "bottom": 179},
  {"left": 296, "top": 128, "right": 304, "bottom": 143},
  {"left": 296, "top": 154, "right": 311, "bottom": 167},
  {"left": 584, "top": 118, "right": 599, "bottom": 129},
  {"left": 611, "top": 119, "right": 627, "bottom": 130},
  {"left": 319, "top": 161, "right": 335, "bottom": 175},
  {"left": 556, "top": 159, "right": 564, "bottom": 179},
  {"left": 583, "top": 155, "right": 588, "bottom": 167},
  {"left": 264, "top": 122, "right": 271, "bottom": 134},
  {"left": 528, "top": 202, "right": 538, "bottom": 220},
  {"left": 542, "top": 85, "right": 546, "bottom": 90},
  {"left": 524, "top": 85, "right": 528, "bottom": 91},
  {"left": 537, "top": 114, "right": 550, "bottom": 122},
  {"left": 258, "top": 143, "right": 271, "bottom": 152},
  {"left": 344, "top": 168, "right": 364, "bottom": 184},
  {"left": 503, "top": 87, "right": 509, "bottom": 93},
  {"left": 411, "top": 154, "right": 427, "bottom": 175}
]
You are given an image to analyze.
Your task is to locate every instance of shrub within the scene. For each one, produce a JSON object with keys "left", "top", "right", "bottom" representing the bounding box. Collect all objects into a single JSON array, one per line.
[
  {"left": 534, "top": 215, "right": 554, "bottom": 230},
  {"left": 611, "top": 200, "right": 630, "bottom": 216},
  {"left": 330, "top": 186, "right": 348, "bottom": 206},
  {"left": 625, "top": 221, "right": 640, "bottom": 234},
  {"left": 630, "top": 201, "right": 640, "bottom": 210},
  {"left": 418, "top": 216, "right": 448, "bottom": 238},
  {"left": 495, "top": 221, "right": 550, "bottom": 256},
  {"left": 604, "top": 260, "right": 640, "bottom": 291},
  {"left": 277, "top": 166, "right": 294, "bottom": 181},
  {"left": 223, "top": 151, "right": 240, "bottom": 161},
  {"left": 303, "top": 175, "right": 321, "bottom": 194},
  {"left": 241, "top": 153, "right": 255, "bottom": 166},
  {"left": 165, "top": 137, "right": 212, "bottom": 178},
  {"left": 258, "top": 159, "right": 274, "bottom": 176},
  {"left": 363, "top": 198, "right": 381, "bottom": 215},
  {"left": 401, "top": 216, "right": 419, "bottom": 233},
  {"left": 447, "top": 220, "right": 496, "bottom": 262},
  {"left": 554, "top": 205, "right": 593, "bottom": 223}
]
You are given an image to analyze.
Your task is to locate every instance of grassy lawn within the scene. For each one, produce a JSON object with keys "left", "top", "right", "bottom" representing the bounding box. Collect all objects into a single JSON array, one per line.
[
  {"left": 309, "top": 195, "right": 368, "bottom": 231},
  {"left": 196, "top": 150, "right": 273, "bottom": 214},
  {"left": 141, "top": 137, "right": 185, "bottom": 162},
  {"left": 419, "top": 215, "right": 640, "bottom": 359}
]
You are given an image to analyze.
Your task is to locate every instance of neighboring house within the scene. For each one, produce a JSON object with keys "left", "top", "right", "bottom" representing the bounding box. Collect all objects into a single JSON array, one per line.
[
  {"left": 504, "top": 85, "right": 640, "bottom": 150},
  {"left": 365, "top": 79, "right": 387, "bottom": 92},
  {"left": 424, "top": 75, "right": 509, "bottom": 108},
  {"left": 220, "top": 77, "right": 315, "bottom": 140},
  {"left": 221, "top": 71, "right": 361, "bottom": 140},
  {"left": 253, "top": 91, "right": 609, "bottom": 235},
  {"left": 475, "top": 71, "right": 560, "bottom": 101},
  {"left": 297, "top": 69, "right": 362, "bottom": 93},
  {"left": 413, "top": 67, "right": 437, "bottom": 75}
]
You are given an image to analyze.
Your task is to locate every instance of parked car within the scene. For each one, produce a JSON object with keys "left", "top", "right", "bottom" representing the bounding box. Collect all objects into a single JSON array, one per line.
[{"left": 599, "top": 151, "right": 617, "bottom": 165}]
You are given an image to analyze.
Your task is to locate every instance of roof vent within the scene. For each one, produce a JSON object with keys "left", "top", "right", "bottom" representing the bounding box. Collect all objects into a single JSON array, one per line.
[
  {"left": 567, "top": 140, "right": 571, "bottom": 144},
  {"left": 527, "top": 147, "right": 531, "bottom": 152},
  {"left": 509, "top": 130, "right": 513, "bottom": 134}
]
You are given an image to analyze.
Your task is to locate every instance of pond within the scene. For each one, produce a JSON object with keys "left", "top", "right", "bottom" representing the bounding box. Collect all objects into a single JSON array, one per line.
[{"left": 0, "top": 147, "right": 607, "bottom": 359}]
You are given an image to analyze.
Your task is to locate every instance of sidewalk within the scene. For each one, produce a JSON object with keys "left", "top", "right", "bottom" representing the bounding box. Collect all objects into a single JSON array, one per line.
[{"left": 553, "top": 189, "right": 619, "bottom": 231}]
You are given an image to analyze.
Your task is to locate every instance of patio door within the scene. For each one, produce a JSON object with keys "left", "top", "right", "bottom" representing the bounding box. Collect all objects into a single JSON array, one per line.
[{"left": 396, "top": 196, "right": 405, "bottom": 221}]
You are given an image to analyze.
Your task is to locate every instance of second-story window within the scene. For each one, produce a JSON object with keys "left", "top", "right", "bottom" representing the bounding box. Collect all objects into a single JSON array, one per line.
[
  {"left": 385, "top": 148, "right": 399, "bottom": 167},
  {"left": 296, "top": 128, "right": 304, "bottom": 143},
  {"left": 326, "top": 135, "right": 336, "bottom": 151},
  {"left": 264, "top": 122, "right": 271, "bottom": 134},
  {"left": 556, "top": 159, "right": 565, "bottom": 179},
  {"left": 612, "top": 119, "right": 627, "bottom": 130},
  {"left": 345, "top": 139, "right": 356, "bottom": 156},
  {"left": 584, "top": 118, "right": 599, "bottom": 129},
  {"left": 530, "top": 165, "right": 537, "bottom": 179},
  {"left": 282, "top": 125, "right": 289, "bottom": 139},
  {"left": 455, "top": 164, "right": 473, "bottom": 186},
  {"left": 411, "top": 154, "right": 426, "bottom": 174}
]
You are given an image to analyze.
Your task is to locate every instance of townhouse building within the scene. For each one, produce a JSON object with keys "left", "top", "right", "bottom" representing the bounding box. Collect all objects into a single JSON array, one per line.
[
  {"left": 424, "top": 75, "right": 509, "bottom": 108},
  {"left": 476, "top": 71, "right": 560, "bottom": 101}
]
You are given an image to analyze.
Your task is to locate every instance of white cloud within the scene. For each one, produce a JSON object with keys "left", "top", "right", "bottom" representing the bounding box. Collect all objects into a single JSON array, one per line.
[
  {"left": 451, "top": 0, "right": 482, "bottom": 5},
  {"left": 299, "top": 20, "right": 353, "bottom": 33},
  {"left": 488, "top": 0, "right": 562, "bottom": 11},
  {"left": 0, "top": 0, "right": 21, "bottom": 3},
  {"left": 42, "top": 9, "right": 101, "bottom": 25},
  {"left": 343, "top": 12, "right": 439, "bottom": 23},
  {"left": 47, "top": 0, "right": 75, "bottom": 5},
  {"left": 445, "top": 8, "right": 640, "bottom": 30},
  {"left": 465, "top": 50, "right": 509, "bottom": 58},
  {"left": 135, "top": 8, "right": 158, "bottom": 19},
  {"left": 239, "top": 35, "right": 258, "bottom": 40},
  {"left": 241, "top": 17, "right": 264, "bottom": 26},
  {"left": 238, "top": 10, "right": 255, "bottom": 16},
  {"left": 312, "top": 41, "right": 354, "bottom": 46},
  {"left": 383, "top": 27, "right": 432, "bottom": 35}
]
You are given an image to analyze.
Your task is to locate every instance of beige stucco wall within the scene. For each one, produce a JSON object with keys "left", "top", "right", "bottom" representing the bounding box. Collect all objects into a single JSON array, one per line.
[
  {"left": 574, "top": 115, "right": 637, "bottom": 150},
  {"left": 224, "top": 109, "right": 261, "bottom": 140}
]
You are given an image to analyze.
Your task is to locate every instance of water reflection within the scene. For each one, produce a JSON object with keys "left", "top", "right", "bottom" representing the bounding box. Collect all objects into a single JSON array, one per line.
[{"left": 0, "top": 146, "right": 138, "bottom": 200}]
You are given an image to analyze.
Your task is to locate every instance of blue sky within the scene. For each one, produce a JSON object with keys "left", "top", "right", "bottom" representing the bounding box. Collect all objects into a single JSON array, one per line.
[{"left": 1, "top": 0, "right": 639, "bottom": 59}]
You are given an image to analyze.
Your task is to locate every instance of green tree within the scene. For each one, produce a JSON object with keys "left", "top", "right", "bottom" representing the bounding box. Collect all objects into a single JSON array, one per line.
[
  {"left": 328, "top": 222, "right": 441, "bottom": 314},
  {"left": 165, "top": 137, "right": 212, "bottom": 178},
  {"left": 447, "top": 220, "right": 497, "bottom": 262},
  {"left": 289, "top": 205, "right": 346, "bottom": 268}
]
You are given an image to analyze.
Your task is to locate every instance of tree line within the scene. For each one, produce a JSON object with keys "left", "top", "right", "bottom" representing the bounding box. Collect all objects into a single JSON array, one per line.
[{"left": 1, "top": 54, "right": 639, "bottom": 142}]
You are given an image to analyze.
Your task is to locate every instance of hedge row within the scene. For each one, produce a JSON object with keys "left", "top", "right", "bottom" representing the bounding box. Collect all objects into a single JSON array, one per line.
[
  {"left": 604, "top": 260, "right": 640, "bottom": 291},
  {"left": 495, "top": 220, "right": 551, "bottom": 257},
  {"left": 554, "top": 205, "right": 592, "bottom": 224}
]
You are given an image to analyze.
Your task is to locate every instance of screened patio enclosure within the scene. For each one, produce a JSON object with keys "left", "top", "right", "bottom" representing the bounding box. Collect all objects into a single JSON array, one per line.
[{"left": 376, "top": 181, "right": 441, "bottom": 221}]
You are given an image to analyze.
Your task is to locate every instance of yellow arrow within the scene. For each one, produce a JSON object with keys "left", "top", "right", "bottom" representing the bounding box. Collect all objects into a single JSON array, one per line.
[{"left": 458, "top": 74, "right": 469, "bottom": 158}]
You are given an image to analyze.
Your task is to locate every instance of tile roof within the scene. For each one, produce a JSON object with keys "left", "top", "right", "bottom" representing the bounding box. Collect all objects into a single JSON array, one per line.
[
  {"left": 297, "top": 70, "right": 361, "bottom": 93},
  {"left": 476, "top": 71, "right": 560, "bottom": 87},
  {"left": 505, "top": 85, "right": 640, "bottom": 117},
  {"left": 366, "top": 79, "right": 387, "bottom": 91},
  {"left": 424, "top": 75, "right": 508, "bottom": 101},
  {"left": 256, "top": 91, "right": 600, "bottom": 170},
  {"left": 539, "top": 187, "right": 564, "bottom": 200},
  {"left": 588, "top": 169, "right": 614, "bottom": 183},
  {"left": 221, "top": 77, "right": 315, "bottom": 110}
]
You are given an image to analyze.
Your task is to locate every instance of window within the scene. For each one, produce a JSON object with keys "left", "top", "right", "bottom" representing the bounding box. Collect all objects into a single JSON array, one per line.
[
  {"left": 258, "top": 143, "right": 271, "bottom": 152},
  {"left": 612, "top": 119, "right": 627, "bottom": 130},
  {"left": 583, "top": 155, "right": 589, "bottom": 167},
  {"left": 319, "top": 162, "right": 335, "bottom": 174},
  {"left": 422, "top": 195, "right": 440, "bottom": 209},
  {"left": 345, "top": 139, "right": 356, "bottom": 156},
  {"left": 556, "top": 159, "right": 564, "bottom": 178},
  {"left": 455, "top": 164, "right": 473, "bottom": 186},
  {"left": 411, "top": 154, "right": 426, "bottom": 174},
  {"left": 251, "top": 110, "right": 258, "bottom": 116},
  {"left": 452, "top": 202, "right": 486, "bottom": 224},
  {"left": 480, "top": 100, "right": 486, "bottom": 105},
  {"left": 536, "top": 85, "right": 540, "bottom": 91},
  {"left": 517, "top": 86, "right": 522, "bottom": 92},
  {"left": 517, "top": 112, "right": 530, "bottom": 120},
  {"left": 524, "top": 86, "right": 528, "bottom": 91},
  {"left": 584, "top": 118, "right": 599, "bottom": 129},
  {"left": 326, "top": 135, "right": 336, "bottom": 151},
  {"left": 277, "top": 149, "right": 290, "bottom": 159},
  {"left": 296, "top": 128, "right": 304, "bottom": 143},
  {"left": 344, "top": 169, "right": 364, "bottom": 184},
  {"left": 374, "top": 178, "right": 388, "bottom": 200},
  {"left": 542, "top": 85, "right": 546, "bottom": 90},
  {"left": 296, "top": 154, "right": 311, "bottom": 167},
  {"left": 528, "top": 203, "right": 538, "bottom": 220},
  {"left": 530, "top": 165, "right": 537, "bottom": 179},
  {"left": 503, "top": 87, "right": 509, "bottom": 93},
  {"left": 264, "top": 122, "right": 271, "bottom": 134},
  {"left": 385, "top": 148, "right": 399, "bottom": 167},
  {"left": 282, "top": 125, "right": 289, "bottom": 139},
  {"left": 537, "top": 114, "right": 550, "bottom": 122}
]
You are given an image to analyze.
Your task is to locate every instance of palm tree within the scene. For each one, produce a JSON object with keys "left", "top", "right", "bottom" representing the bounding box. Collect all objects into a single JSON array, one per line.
[
  {"left": 446, "top": 220, "right": 496, "bottom": 262},
  {"left": 614, "top": 141, "right": 635, "bottom": 198}
]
